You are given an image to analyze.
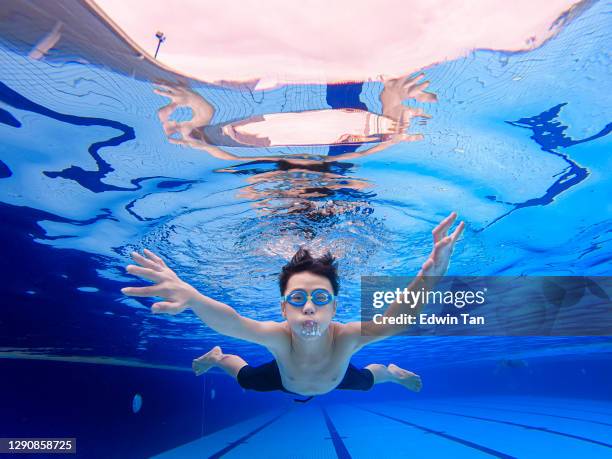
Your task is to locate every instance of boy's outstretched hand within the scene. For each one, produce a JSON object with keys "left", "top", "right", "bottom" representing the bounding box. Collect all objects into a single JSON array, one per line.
[
  {"left": 419, "top": 212, "right": 465, "bottom": 278},
  {"left": 121, "top": 249, "right": 198, "bottom": 315}
]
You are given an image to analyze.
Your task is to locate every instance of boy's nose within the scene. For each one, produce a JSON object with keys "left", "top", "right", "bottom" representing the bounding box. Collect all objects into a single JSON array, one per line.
[{"left": 302, "top": 303, "right": 316, "bottom": 315}]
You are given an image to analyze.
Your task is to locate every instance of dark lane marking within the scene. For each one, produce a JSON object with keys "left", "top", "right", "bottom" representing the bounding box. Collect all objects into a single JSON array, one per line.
[
  {"left": 421, "top": 401, "right": 612, "bottom": 427},
  {"left": 392, "top": 404, "right": 612, "bottom": 449},
  {"left": 480, "top": 400, "right": 612, "bottom": 418},
  {"left": 207, "top": 411, "right": 288, "bottom": 459},
  {"left": 321, "top": 406, "right": 352, "bottom": 459},
  {"left": 361, "top": 407, "right": 515, "bottom": 459}
]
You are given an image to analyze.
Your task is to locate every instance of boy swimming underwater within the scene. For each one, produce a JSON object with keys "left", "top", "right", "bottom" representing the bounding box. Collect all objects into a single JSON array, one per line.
[{"left": 122, "top": 212, "right": 464, "bottom": 397}]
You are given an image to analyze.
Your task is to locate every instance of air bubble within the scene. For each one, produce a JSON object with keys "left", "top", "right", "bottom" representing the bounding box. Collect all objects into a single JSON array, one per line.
[{"left": 132, "top": 393, "right": 143, "bottom": 413}]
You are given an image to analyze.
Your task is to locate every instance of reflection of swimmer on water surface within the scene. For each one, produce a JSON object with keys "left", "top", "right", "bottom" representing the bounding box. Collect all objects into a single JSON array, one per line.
[
  {"left": 122, "top": 213, "right": 464, "bottom": 400},
  {"left": 154, "top": 72, "right": 435, "bottom": 165},
  {"left": 208, "top": 138, "right": 379, "bottom": 219},
  {"left": 246, "top": 194, "right": 374, "bottom": 223},
  {"left": 235, "top": 165, "right": 375, "bottom": 218},
  {"left": 216, "top": 154, "right": 357, "bottom": 175}
]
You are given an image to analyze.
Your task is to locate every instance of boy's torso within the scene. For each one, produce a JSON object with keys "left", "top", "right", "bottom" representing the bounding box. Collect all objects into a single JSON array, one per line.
[{"left": 268, "top": 322, "right": 359, "bottom": 395}]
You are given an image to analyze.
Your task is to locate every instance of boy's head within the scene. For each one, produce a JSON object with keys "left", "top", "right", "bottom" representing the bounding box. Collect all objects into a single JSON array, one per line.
[
  {"left": 279, "top": 247, "right": 339, "bottom": 296},
  {"left": 279, "top": 247, "right": 339, "bottom": 339}
]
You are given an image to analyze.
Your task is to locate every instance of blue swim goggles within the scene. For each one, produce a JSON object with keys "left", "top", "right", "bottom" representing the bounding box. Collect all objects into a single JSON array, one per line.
[{"left": 282, "top": 288, "right": 335, "bottom": 307}]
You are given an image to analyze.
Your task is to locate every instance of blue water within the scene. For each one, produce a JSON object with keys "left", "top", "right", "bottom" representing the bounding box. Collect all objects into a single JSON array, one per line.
[{"left": 0, "top": 1, "right": 611, "bottom": 458}]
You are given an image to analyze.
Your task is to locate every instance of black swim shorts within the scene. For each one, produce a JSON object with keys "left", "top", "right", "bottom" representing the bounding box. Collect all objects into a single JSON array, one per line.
[{"left": 236, "top": 360, "right": 374, "bottom": 394}]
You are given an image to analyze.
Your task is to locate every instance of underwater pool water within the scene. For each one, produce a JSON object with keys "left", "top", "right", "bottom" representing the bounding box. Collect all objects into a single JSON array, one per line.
[{"left": 0, "top": 0, "right": 611, "bottom": 457}]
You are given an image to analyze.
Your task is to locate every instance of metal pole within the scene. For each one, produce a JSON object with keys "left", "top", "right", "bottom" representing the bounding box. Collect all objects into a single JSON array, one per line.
[{"left": 154, "top": 31, "right": 165, "bottom": 59}]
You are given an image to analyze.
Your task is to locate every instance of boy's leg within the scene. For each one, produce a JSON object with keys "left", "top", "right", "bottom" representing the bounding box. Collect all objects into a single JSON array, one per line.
[
  {"left": 192, "top": 348, "right": 286, "bottom": 394},
  {"left": 192, "top": 346, "right": 247, "bottom": 378},
  {"left": 365, "top": 363, "right": 423, "bottom": 392}
]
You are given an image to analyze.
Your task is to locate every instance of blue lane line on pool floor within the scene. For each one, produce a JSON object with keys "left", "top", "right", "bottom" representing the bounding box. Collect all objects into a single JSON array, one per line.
[
  {"left": 361, "top": 407, "right": 515, "bottom": 459},
  {"left": 321, "top": 406, "right": 352, "bottom": 459},
  {"left": 399, "top": 405, "right": 612, "bottom": 449},
  {"left": 425, "top": 401, "right": 612, "bottom": 427},
  {"left": 207, "top": 411, "right": 288, "bottom": 459},
  {"left": 481, "top": 400, "right": 612, "bottom": 418}
]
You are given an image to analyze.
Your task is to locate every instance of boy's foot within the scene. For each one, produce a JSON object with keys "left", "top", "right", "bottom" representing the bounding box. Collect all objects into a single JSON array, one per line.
[
  {"left": 387, "top": 363, "right": 422, "bottom": 392},
  {"left": 192, "top": 346, "right": 223, "bottom": 376}
]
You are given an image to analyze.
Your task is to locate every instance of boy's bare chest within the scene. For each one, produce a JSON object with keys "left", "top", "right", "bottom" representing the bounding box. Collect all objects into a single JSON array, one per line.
[{"left": 272, "top": 339, "right": 355, "bottom": 394}]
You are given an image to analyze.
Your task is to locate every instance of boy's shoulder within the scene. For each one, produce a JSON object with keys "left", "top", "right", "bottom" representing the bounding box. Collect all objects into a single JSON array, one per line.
[{"left": 331, "top": 321, "right": 358, "bottom": 339}]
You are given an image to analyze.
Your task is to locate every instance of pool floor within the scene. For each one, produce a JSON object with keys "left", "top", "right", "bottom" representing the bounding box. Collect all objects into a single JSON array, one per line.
[{"left": 153, "top": 396, "right": 612, "bottom": 458}]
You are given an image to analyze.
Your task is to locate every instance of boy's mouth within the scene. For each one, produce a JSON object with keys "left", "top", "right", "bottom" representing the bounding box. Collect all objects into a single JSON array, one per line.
[{"left": 300, "top": 320, "right": 321, "bottom": 337}]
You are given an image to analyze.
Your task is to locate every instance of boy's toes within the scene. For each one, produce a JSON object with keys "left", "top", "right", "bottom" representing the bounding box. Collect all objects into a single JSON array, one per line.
[
  {"left": 192, "top": 360, "right": 203, "bottom": 373},
  {"left": 192, "top": 346, "right": 223, "bottom": 376},
  {"left": 388, "top": 364, "right": 422, "bottom": 392}
]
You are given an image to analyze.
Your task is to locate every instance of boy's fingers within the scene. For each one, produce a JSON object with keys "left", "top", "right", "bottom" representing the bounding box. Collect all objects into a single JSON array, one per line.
[
  {"left": 402, "top": 72, "right": 424, "bottom": 86},
  {"left": 405, "top": 107, "right": 430, "bottom": 119},
  {"left": 413, "top": 80, "right": 431, "bottom": 92},
  {"left": 143, "top": 248, "right": 161, "bottom": 262},
  {"left": 151, "top": 301, "right": 177, "bottom": 314},
  {"left": 431, "top": 237, "right": 454, "bottom": 262},
  {"left": 121, "top": 285, "right": 159, "bottom": 297},
  {"left": 131, "top": 252, "right": 162, "bottom": 271},
  {"left": 168, "top": 137, "right": 188, "bottom": 146},
  {"left": 126, "top": 265, "right": 163, "bottom": 282},
  {"left": 153, "top": 88, "right": 173, "bottom": 98},
  {"left": 399, "top": 134, "right": 424, "bottom": 142},
  {"left": 432, "top": 212, "right": 457, "bottom": 242},
  {"left": 432, "top": 238, "right": 448, "bottom": 255},
  {"left": 144, "top": 248, "right": 167, "bottom": 267},
  {"left": 450, "top": 221, "right": 466, "bottom": 242}
]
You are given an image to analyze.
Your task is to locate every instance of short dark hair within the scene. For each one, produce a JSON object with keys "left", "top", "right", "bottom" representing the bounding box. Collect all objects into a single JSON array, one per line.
[{"left": 279, "top": 247, "right": 339, "bottom": 295}]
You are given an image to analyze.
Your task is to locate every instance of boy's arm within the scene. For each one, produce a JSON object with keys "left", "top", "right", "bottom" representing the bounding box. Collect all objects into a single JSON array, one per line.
[
  {"left": 341, "top": 212, "right": 465, "bottom": 351},
  {"left": 121, "top": 249, "right": 286, "bottom": 349},
  {"left": 187, "top": 291, "right": 287, "bottom": 349}
]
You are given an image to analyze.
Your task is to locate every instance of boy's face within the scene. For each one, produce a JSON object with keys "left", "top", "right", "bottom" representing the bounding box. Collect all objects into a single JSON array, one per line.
[{"left": 281, "top": 271, "right": 336, "bottom": 339}]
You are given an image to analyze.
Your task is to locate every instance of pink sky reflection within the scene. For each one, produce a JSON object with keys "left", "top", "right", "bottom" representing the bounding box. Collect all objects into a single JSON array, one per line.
[{"left": 95, "top": 0, "right": 580, "bottom": 87}]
